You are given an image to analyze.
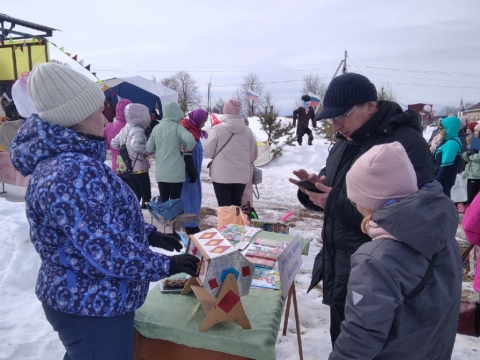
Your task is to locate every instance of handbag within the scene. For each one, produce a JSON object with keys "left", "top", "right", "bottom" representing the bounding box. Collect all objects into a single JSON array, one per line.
[
  {"left": 217, "top": 205, "right": 248, "bottom": 230},
  {"left": 457, "top": 244, "right": 480, "bottom": 337},
  {"left": 252, "top": 166, "right": 262, "bottom": 185},
  {"left": 207, "top": 133, "right": 234, "bottom": 177}
]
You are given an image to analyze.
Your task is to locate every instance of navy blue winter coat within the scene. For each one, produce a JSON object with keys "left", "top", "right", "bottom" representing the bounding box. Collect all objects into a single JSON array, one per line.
[{"left": 10, "top": 116, "right": 171, "bottom": 317}]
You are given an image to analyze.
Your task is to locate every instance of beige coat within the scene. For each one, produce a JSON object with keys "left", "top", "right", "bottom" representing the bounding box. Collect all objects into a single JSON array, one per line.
[{"left": 204, "top": 114, "right": 257, "bottom": 184}]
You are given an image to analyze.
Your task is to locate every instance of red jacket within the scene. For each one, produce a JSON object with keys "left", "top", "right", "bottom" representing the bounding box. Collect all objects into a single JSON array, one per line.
[{"left": 102, "top": 101, "right": 116, "bottom": 123}]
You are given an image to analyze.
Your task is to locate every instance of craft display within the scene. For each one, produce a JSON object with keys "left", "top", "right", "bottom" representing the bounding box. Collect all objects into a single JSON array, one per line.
[
  {"left": 252, "top": 219, "right": 289, "bottom": 234},
  {"left": 182, "top": 228, "right": 255, "bottom": 332}
]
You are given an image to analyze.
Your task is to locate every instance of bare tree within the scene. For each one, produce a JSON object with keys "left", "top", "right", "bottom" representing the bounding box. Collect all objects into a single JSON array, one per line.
[
  {"left": 263, "top": 91, "right": 275, "bottom": 110},
  {"left": 442, "top": 106, "right": 458, "bottom": 117},
  {"left": 237, "top": 72, "right": 265, "bottom": 116},
  {"left": 159, "top": 71, "right": 202, "bottom": 113},
  {"left": 301, "top": 74, "right": 327, "bottom": 99},
  {"left": 377, "top": 84, "right": 397, "bottom": 102},
  {"left": 211, "top": 97, "right": 225, "bottom": 114}
]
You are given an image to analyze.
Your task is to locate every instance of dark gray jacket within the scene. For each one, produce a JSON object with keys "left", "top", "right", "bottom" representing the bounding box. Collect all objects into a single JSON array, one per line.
[{"left": 330, "top": 182, "right": 462, "bottom": 360}]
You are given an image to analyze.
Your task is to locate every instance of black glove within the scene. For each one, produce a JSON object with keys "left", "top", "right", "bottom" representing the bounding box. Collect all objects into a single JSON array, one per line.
[
  {"left": 148, "top": 231, "right": 182, "bottom": 252},
  {"left": 184, "top": 153, "right": 197, "bottom": 183},
  {"left": 169, "top": 254, "right": 200, "bottom": 277},
  {"left": 466, "top": 149, "right": 478, "bottom": 156}
]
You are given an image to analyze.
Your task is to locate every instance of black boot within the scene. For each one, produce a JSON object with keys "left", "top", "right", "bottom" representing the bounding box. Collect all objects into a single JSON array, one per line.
[{"left": 308, "top": 140, "right": 313, "bottom": 146}]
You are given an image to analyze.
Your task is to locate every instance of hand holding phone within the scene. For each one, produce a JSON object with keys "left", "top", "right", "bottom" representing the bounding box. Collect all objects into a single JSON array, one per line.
[{"left": 296, "top": 180, "right": 324, "bottom": 193}]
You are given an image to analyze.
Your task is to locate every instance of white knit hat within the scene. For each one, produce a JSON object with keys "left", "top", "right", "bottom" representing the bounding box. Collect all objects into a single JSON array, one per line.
[
  {"left": 27, "top": 62, "right": 105, "bottom": 127},
  {"left": 346, "top": 142, "right": 418, "bottom": 211}
]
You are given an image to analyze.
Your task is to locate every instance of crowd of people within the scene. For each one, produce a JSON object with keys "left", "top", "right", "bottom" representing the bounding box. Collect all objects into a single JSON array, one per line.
[{"left": 6, "top": 61, "right": 480, "bottom": 359}]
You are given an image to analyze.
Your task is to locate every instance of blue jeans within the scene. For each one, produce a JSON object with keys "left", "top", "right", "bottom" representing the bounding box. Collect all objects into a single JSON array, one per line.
[{"left": 42, "top": 303, "right": 134, "bottom": 360}]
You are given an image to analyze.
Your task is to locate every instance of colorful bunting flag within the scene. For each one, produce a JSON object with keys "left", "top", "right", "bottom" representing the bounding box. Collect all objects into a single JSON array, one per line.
[
  {"left": 13, "top": 45, "right": 18, "bottom": 51},
  {"left": 32, "top": 37, "right": 37, "bottom": 44},
  {"left": 72, "top": 55, "right": 77, "bottom": 61},
  {"left": 102, "top": 85, "right": 109, "bottom": 91},
  {"left": 78, "top": 60, "right": 84, "bottom": 66},
  {"left": 8, "top": 35, "right": 13, "bottom": 44},
  {"left": 97, "top": 79, "right": 102, "bottom": 84},
  {"left": 59, "top": 46, "right": 64, "bottom": 51},
  {"left": 65, "top": 52, "right": 71, "bottom": 56},
  {"left": 92, "top": 72, "right": 97, "bottom": 77},
  {"left": 85, "top": 64, "right": 91, "bottom": 71},
  {"left": 117, "top": 95, "right": 122, "bottom": 101},
  {"left": 1, "top": 37, "right": 4, "bottom": 46}
]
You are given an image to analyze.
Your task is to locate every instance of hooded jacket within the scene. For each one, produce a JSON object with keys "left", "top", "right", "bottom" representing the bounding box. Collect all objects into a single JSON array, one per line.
[
  {"left": 10, "top": 116, "right": 171, "bottom": 317},
  {"left": 111, "top": 104, "right": 151, "bottom": 173},
  {"left": 301, "top": 101, "right": 434, "bottom": 306},
  {"left": 462, "top": 192, "right": 480, "bottom": 292},
  {"left": 434, "top": 116, "right": 462, "bottom": 193},
  {"left": 204, "top": 114, "right": 257, "bottom": 184},
  {"left": 103, "top": 99, "right": 131, "bottom": 172},
  {"left": 146, "top": 102, "right": 196, "bottom": 183},
  {"left": 330, "top": 182, "right": 462, "bottom": 359}
]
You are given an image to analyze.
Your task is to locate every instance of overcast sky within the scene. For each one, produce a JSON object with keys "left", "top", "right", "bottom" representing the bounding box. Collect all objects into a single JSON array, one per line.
[{"left": 4, "top": 0, "right": 480, "bottom": 115}]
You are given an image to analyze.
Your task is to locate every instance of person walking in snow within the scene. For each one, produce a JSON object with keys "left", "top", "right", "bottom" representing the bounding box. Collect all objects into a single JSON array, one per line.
[
  {"left": 433, "top": 116, "right": 462, "bottom": 197},
  {"left": 292, "top": 94, "right": 316, "bottom": 146},
  {"left": 111, "top": 103, "right": 152, "bottom": 209},
  {"left": 9, "top": 63, "right": 199, "bottom": 360},
  {"left": 180, "top": 109, "right": 209, "bottom": 234},
  {"left": 146, "top": 102, "right": 196, "bottom": 202},
  {"left": 289, "top": 73, "right": 434, "bottom": 347},
  {"left": 329, "top": 142, "right": 462, "bottom": 359},
  {"left": 205, "top": 99, "right": 257, "bottom": 207},
  {"left": 103, "top": 98, "right": 132, "bottom": 174}
]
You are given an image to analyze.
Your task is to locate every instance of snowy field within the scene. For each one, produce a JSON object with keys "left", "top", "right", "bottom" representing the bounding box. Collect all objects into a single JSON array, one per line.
[{"left": 0, "top": 118, "right": 479, "bottom": 359}]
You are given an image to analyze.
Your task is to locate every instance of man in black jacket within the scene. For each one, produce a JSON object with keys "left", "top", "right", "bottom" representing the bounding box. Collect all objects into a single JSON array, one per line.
[
  {"left": 289, "top": 73, "right": 434, "bottom": 347},
  {"left": 293, "top": 95, "right": 316, "bottom": 145}
]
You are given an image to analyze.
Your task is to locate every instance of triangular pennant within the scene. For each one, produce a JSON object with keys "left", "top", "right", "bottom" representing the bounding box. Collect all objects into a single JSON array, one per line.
[
  {"left": 13, "top": 45, "right": 18, "bottom": 52},
  {"left": 20, "top": 45, "right": 24, "bottom": 53},
  {"left": 117, "top": 95, "right": 122, "bottom": 101},
  {"left": 85, "top": 64, "right": 91, "bottom": 71},
  {"left": 102, "top": 84, "right": 108, "bottom": 91},
  {"left": 22, "top": 40, "right": 26, "bottom": 47},
  {"left": 92, "top": 72, "right": 97, "bottom": 77},
  {"left": 96, "top": 79, "right": 102, "bottom": 84},
  {"left": 59, "top": 46, "right": 64, "bottom": 51},
  {"left": 110, "top": 89, "right": 116, "bottom": 96},
  {"left": 65, "top": 52, "right": 71, "bottom": 57},
  {"left": 352, "top": 291, "right": 363, "bottom": 305},
  {"left": 8, "top": 35, "right": 13, "bottom": 44},
  {"left": 78, "top": 60, "right": 84, "bottom": 66},
  {"left": 72, "top": 55, "right": 77, "bottom": 61},
  {"left": 1, "top": 38, "right": 4, "bottom": 46},
  {"left": 38, "top": 39, "right": 44, "bottom": 45},
  {"left": 32, "top": 37, "right": 37, "bottom": 44}
]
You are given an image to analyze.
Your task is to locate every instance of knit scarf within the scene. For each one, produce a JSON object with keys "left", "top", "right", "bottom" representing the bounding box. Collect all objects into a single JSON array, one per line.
[{"left": 365, "top": 220, "right": 398, "bottom": 241}]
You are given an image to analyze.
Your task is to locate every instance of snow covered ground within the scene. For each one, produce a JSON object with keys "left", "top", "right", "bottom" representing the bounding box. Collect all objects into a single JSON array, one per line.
[{"left": 0, "top": 118, "right": 479, "bottom": 359}]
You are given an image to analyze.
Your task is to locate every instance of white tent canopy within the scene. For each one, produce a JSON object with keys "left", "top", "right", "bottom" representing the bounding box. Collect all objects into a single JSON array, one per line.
[{"left": 101, "top": 76, "right": 178, "bottom": 104}]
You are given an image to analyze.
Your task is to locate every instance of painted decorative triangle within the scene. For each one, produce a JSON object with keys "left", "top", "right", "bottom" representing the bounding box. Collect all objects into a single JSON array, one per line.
[{"left": 352, "top": 291, "right": 363, "bottom": 305}]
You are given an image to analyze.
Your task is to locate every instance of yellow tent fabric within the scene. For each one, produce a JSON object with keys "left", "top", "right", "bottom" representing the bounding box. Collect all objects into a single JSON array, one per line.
[{"left": 0, "top": 40, "right": 50, "bottom": 80}]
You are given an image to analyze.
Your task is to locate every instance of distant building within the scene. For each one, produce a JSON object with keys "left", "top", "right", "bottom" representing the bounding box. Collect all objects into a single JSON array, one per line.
[{"left": 465, "top": 102, "right": 480, "bottom": 121}]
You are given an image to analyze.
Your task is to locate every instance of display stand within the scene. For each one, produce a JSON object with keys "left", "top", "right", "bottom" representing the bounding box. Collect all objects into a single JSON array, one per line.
[
  {"left": 282, "top": 283, "right": 304, "bottom": 360},
  {"left": 182, "top": 273, "right": 251, "bottom": 332}
]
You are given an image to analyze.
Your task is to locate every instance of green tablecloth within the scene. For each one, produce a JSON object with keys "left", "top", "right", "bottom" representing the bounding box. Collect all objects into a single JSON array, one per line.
[{"left": 134, "top": 288, "right": 285, "bottom": 360}]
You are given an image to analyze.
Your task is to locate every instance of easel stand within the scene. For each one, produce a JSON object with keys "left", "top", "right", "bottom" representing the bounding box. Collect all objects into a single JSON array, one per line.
[
  {"left": 282, "top": 283, "right": 304, "bottom": 360},
  {"left": 182, "top": 273, "right": 251, "bottom": 332}
]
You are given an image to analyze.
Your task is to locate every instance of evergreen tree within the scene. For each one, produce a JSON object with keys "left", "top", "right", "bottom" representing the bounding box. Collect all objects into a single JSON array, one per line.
[
  {"left": 257, "top": 106, "right": 296, "bottom": 159},
  {"left": 314, "top": 119, "right": 336, "bottom": 143}
]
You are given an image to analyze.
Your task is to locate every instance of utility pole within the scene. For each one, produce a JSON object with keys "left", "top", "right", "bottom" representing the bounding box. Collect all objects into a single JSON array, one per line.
[
  {"left": 342, "top": 49, "right": 347, "bottom": 74},
  {"left": 207, "top": 75, "right": 212, "bottom": 112}
]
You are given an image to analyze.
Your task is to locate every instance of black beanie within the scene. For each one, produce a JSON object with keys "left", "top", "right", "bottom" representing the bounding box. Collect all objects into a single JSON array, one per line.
[
  {"left": 301, "top": 95, "right": 311, "bottom": 102},
  {"left": 315, "top": 73, "right": 377, "bottom": 121}
]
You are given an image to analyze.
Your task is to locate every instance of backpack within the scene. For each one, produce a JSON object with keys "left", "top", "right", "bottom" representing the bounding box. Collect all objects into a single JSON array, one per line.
[{"left": 117, "top": 144, "right": 133, "bottom": 178}]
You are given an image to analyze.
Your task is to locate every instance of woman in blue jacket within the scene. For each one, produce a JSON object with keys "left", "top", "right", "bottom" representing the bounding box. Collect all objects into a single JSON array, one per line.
[{"left": 10, "top": 63, "right": 199, "bottom": 360}]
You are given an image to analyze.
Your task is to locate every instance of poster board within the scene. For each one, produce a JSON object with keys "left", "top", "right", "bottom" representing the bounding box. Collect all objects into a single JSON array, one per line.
[{"left": 277, "top": 234, "right": 303, "bottom": 299}]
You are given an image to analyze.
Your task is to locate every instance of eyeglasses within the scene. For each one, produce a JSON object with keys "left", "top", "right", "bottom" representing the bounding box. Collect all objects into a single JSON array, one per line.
[{"left": 326, "top": 105, "right": 359, "bottom": 124}]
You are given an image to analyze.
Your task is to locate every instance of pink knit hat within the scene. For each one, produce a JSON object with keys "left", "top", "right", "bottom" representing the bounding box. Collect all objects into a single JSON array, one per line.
[
  {"left": 223, "top": 99, "right": 242, "bottom": 115},
  {"left": 346, "top": 142, "right": 418, "bottom": 211}
]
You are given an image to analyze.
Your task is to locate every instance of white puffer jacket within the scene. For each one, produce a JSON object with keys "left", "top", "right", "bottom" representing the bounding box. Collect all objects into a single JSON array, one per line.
[
  {"left": 111, "top": 104, "right": 151, "bottom": 173},
  {"left": 204, "top": 114, "right": 257, "bottom": 184}
]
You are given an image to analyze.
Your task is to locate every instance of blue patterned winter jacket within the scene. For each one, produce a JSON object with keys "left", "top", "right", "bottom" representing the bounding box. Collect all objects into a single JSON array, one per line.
[{"left": 10, "top": 116, "right": 171, "bottom": 317}]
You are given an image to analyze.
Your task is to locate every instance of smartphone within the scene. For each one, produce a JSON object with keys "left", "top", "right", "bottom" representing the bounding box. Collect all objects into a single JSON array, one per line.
[{"left": 296, "top": 180, "right": 324, "bottom": 193}]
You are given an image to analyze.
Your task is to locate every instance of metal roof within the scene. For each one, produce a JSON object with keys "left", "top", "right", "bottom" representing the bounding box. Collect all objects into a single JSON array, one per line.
[{"left": 0, "top": 13, "right": 59, "bottom": 40}]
